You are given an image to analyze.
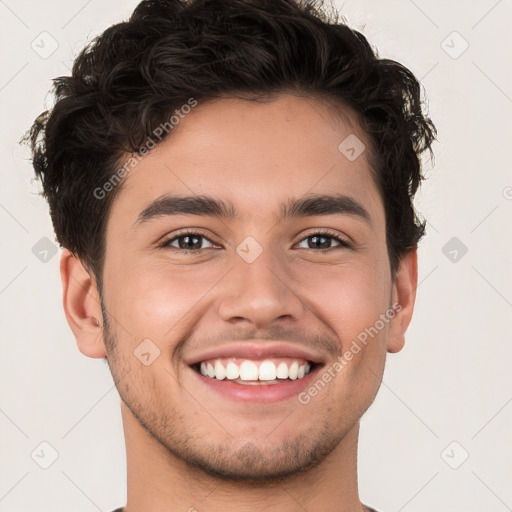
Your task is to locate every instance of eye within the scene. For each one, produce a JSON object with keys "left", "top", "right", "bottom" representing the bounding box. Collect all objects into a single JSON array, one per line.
[
  {"left": 160, "top": 230, "right": 217, "bottom": 252},
  {"left": 295, "top": 230, "right": 351, "bottom": 251},
  {"left": 159, "top": 229, "right": 351, "bottom": 253}
]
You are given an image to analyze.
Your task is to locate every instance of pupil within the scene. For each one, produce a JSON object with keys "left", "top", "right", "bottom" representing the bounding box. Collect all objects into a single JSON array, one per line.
[
  {"left": 180, "top": 235, "right": 201, "bottom": 250},
  {"left": 310, "top": 235, "right": 330, "bottom": 249}
]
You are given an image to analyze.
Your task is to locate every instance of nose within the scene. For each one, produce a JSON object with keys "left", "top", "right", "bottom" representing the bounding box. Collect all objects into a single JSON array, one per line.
[{"left": 215, "top": 245, "right": 305, "bottom": 329}]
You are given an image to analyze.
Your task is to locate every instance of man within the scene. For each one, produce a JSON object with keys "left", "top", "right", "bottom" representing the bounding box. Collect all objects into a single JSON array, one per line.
[{"left": 24, "top": 0, "right": 436, "bottom": 510}]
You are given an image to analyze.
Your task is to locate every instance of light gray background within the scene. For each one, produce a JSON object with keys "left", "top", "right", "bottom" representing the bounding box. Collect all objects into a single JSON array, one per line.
[{"left": 1, "top": 0, "right": 511, "bottom": 511}]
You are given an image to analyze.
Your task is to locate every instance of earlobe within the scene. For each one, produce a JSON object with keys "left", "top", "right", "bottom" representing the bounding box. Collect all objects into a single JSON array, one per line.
[
  {"left": 60, "top": 249, "right": 107, "bottom": 358},
  {"left": 387, "top": 247, "right": 418, "bottom": 354}
]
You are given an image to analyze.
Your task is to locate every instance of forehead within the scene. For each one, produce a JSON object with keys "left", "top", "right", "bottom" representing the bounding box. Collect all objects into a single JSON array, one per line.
[{"left": 110, "top": 94, "right": 382, "bottom": 226}]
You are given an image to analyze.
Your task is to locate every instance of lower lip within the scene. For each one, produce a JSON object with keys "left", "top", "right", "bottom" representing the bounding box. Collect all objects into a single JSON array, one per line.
[{"left": 190, "top": 365, "right": 322, "bottom": 404}]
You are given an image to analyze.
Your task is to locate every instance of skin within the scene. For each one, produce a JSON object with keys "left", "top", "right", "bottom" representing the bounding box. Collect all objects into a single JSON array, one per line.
[{"left": 60, "top": 94, "right": 417, "bottom": 512}]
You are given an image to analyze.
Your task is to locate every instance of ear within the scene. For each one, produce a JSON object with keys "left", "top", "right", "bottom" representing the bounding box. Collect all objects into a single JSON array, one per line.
[
  {"left": 387, "top": 247, "right": 418, "bottom": 354},
  {"left": 60, "top": 249, "right": 107, "bottom": 358}
]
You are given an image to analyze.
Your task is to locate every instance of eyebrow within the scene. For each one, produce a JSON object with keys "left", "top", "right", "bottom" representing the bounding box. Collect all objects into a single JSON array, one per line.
[{"left": 133, "top": 193, "right": 372, "bottom": 228}]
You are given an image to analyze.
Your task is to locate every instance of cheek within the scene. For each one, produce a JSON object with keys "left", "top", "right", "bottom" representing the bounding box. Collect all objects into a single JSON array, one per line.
[
  {"left": 306, "top": 266, "right": 391, "bottom": 402},
  {"left": 296, "top": 257, "right": 391, "bottom": 349},
  {"left": 105, "top": 261, "right": 222, "bottom": 342}
]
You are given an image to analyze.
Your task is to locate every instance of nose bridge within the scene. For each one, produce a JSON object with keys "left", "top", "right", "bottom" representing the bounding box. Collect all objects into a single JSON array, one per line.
[{"left": 215, "top": 236, "right": 304, "bottom": 327}]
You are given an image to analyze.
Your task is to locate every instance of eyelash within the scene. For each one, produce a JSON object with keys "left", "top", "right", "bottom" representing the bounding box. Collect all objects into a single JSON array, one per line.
[{"left": 158, "top": 228, "right": 351, "bottom": 253}]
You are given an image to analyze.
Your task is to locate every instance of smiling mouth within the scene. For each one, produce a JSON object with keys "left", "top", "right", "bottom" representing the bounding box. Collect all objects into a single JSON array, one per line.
[{"left": 191, "top": 357, "right": 320, "bottom": 385}]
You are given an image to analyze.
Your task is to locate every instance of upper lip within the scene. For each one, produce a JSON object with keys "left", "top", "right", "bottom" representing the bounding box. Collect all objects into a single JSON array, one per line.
[{"left": 184, "top": 341, "right": 326, "bottom": 366}]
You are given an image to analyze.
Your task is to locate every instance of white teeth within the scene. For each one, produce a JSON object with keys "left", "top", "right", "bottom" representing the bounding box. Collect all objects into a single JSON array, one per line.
[
  {"left": 258, "top": 360, "right": 277, "bottom": 381},
  {"left": 225, "top": 361, "right": 239, "bottom": 380},
  {"left": 214, "top": 360, "right": 226, "bottom": 380},
  {"left": 288, "top": 361, "right": 298, "bottom": 380},
  {"left": 239, "top": 361, "right": 259, "bottom": 381},
  {"left": 276, "top": 362, "right": 289, "bottom": 379},
  {"left": 196, "top": 358, "right": 313, "bottom": 382}
]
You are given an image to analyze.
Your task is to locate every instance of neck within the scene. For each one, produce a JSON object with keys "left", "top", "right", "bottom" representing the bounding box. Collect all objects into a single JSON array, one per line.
[{"left": 121, "top": 402, "right": 365, "bottom": 512}]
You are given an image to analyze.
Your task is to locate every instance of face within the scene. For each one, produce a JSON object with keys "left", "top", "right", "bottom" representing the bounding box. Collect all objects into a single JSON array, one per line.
[{"left": 95, "top": 94, "right": 409, "bottom": 482}]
